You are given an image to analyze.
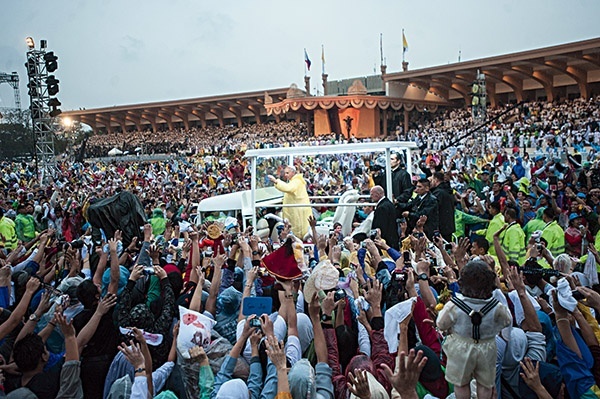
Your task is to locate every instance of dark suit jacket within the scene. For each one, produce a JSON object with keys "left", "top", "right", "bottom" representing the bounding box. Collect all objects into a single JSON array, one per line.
[
  {"left": 404, "top": 192, "right": 439, "bottom": 239},
  {"left": 372, "top": 197, "right": 400, "bottom": 250},
  {"left": 392, "top": 167, "right": 413, "bottom": 203},
  {"left": 431, "top": 182, "right": 456, "bottom": 241}
]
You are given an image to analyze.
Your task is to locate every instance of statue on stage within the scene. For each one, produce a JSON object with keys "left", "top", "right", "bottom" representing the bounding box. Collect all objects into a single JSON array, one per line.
[{"left": 344, "top": 115, "right": 353, "bottom": 138}]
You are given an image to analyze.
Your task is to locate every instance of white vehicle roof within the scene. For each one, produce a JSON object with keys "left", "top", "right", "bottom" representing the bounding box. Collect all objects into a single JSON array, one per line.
[{"left": 196, "top": 186, "right": 283, "bottom": 217}]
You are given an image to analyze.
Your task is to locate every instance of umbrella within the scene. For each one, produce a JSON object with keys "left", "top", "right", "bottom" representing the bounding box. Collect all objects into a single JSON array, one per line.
[{"left": 108, "top": 148, "right": 123, "bottom": 156}]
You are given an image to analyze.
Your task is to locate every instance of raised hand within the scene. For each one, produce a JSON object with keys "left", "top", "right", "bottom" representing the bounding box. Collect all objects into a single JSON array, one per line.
[
  {"left": 364, "top": 279, "right": 382, "bottom": 308},
  {"left": 381, "top": 349, "right": 428, "bottom": 397},
  {"left": 321, "top": 291, "right": 338, "bottom": 316},
  {"left": 25, "top": 277, "right": 41, "bottom": 294},
  {"left": 265, "top": 335, "right": 287, "bottom": 371},
  {"left": 55, "top": 311, "right": 76, "bottom": 338},
  {"left": 130, "top": 327, "right": 147, "bottom": 346},
  {"left": 189, "top": 345, "right": 209, "bottom": 365},
  {"left": 519, "top": 357, "right": 547, "bottom": 394},
  {"left": 347, "top": 369, "right": 371, "bottom": 399},
  {"left": 96, "top": 293, "right": 117, "bottom": 315},
  {"left": 36, "top": 290, "right": 52, "bottom": 315},
  {"left": 153, "top": 265, "right": 167, "bottom": 280},
  {"left": 118, "top": 340, "right": 145, "bottom": 369}
]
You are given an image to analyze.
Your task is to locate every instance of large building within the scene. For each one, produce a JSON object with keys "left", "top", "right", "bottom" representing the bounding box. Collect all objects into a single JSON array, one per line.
[{"left": 62, "top": 37, "right": 600, "bottom": 136}]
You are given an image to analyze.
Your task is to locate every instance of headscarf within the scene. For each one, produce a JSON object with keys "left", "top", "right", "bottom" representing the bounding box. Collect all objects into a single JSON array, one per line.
[
  {"left": 215, "top": 379, "right": 249, "bottom": 399},
  {"left": 130, "top": 303, "right": 155, "bottom": 331},
  {"left": 106, "top": 375, "right": 132, "bottom": 399},
  {"left": 288, "top": 359, "right": 317, "bottom": 399}
]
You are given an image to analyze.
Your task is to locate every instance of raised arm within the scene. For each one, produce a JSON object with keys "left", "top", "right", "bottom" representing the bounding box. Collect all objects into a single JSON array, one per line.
[
  {"left": 132, "top": 327, "right": 154, "bottom": 397},
  {"left": 493, "top": 224, "right": 510, "bottom": 278},
  {"left": 15, "top": 290, "right": 51, "bottom": 343},
  {"left": 308, "top": 292, "right": 329, "bottom": 364},
  {"left": 266, "top": 335, "right": 290, "bottom": 395},
  {"left": 107, "top": 234, "right": 121, "bottom": 296},
  {"left": 506, "top": 266, "right": 541, "bottom": 332},
  {"left": 238, "top": 265, "right": 259, "bottom": 322},
  {"left": 0, "top": 278, "right": 40, "bottom": 341},
  {"left": 552, "top": 290, "right": 581, "bottom": 358},
  {"left": 92, "top": 244, "right": 108, "bottom": 288},
  {"left": 56, "top": 311, "right": 79, "bottom": 362},
  {"left": 189, "top": 268, "right": 206, "bottom": 313},
  {"left": 204, "top": 254, "right": 225, "bottom": 316},
  {"left": 76, "top": 293, "right": 117, "bottom": 355}
]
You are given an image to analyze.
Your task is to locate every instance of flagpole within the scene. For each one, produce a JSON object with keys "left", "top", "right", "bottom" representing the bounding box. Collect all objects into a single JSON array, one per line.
[
  {"left": 380, "top": 33, "right": 383, "bottom": 66},
  {"left": 321, "top": 44, "right": 325, "bottom": 75}
]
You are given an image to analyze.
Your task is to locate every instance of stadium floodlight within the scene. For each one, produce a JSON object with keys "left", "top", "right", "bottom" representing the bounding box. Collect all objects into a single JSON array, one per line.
[
  {"left": 26, "top": 37, "right": 35, "bottom": 49},
  {"left": 49, "top": 107, "right": 62, "bottom": 117},
  {"left": 46, "top": 75, "right": 59, "bottom": 95},
  {"left": 47, "top": 98, "right": 61, "bottom": 107},
  {"left": 44, "top": 52, "right": 58, "bottom": 72}
]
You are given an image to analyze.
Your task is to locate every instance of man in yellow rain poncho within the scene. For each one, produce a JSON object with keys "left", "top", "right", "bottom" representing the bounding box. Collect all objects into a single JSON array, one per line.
[{"left": 268, "top": 166, "right": 312, "bottom": 238}]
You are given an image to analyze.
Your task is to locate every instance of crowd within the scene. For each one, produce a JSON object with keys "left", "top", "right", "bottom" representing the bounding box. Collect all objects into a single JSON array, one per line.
[
  {"left": 406, "top": 97, "right": 600, "bottom": 154},
  {"left": 82, "top": 122, "right": 316, "bottom": 158},
  {"left": 0, "top": 95, "right": 598, "bottom": 398}
]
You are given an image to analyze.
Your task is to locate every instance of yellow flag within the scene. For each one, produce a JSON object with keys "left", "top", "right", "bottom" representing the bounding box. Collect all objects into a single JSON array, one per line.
[{"left": 402, "top": 31, "right": 408, "bottom": 52}]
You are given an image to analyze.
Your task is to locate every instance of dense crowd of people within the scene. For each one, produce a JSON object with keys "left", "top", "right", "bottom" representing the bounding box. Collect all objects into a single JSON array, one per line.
[
  {"left": 83, "top": 122, "right": 314, "bottom": 158},
  {"left": 0, "top": 95, "right": 599, "bottom": 398}
]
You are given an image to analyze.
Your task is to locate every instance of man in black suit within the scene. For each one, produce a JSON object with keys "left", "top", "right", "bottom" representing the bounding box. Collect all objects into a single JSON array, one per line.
[
  {"left": 370, "top": 153, "right": 412, "bottom": 204},
  {"left": 399, "top": 178, "right": 439, "bottom": 239},
  {"left": 390, "top": 152, "right": 413, "bottom": 203},
  {"left": 370, "top": 185, "right": 400, "bottom": 250},
  {"left": 430, "top": 172, "right": 456, "bottom": 242}
]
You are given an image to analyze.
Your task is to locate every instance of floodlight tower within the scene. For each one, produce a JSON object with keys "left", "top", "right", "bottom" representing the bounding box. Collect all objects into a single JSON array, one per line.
[
  {"left": 0, "top": 72, "right": 21, "bottom": 110},
  {"left": 471, "top": 70, "right": 487, "bottom": 154},
  {"left": 471, "top": 70, "right": 487, "bottom": 124},
  {"left": 24, "top": 37, "right": 61, "bottom": 182}
]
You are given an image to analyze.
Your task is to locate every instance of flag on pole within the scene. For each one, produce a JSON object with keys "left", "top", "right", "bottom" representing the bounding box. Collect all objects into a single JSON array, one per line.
[
  {"left": 402, "top": 30, "right": 409, "bottom": 53},
  {"left": 321, "top": 45, "right": 325, "bottom": 74},
  {"left": 304, "top": 48, "right": 311, "bottom": 71}
]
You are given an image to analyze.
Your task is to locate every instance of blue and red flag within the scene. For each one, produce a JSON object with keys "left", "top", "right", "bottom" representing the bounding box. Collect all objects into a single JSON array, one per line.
[{"left": 304, "top": 48, "right": 311, "bottom": 71}]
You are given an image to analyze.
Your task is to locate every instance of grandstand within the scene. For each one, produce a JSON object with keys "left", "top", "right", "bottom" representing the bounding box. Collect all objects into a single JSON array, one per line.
[{"left": 62, "top": 37, "right": 600, "bottom": 137}]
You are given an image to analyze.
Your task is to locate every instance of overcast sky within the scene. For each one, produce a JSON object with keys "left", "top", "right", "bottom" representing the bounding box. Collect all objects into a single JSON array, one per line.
[{"left": 1, "top": 0, "right": 599, "bottom": 111}]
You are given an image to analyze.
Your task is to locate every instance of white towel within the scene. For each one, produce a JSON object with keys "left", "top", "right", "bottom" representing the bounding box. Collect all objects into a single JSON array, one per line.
[
  {"left": 584, "top": 251, "right": 599, "bottom": 286},
  {"left": 383, "top": 297, "right": 417, "bottom": 353},
  {"left": 556, "top": 278, "right": 577, "bottom": 312}
]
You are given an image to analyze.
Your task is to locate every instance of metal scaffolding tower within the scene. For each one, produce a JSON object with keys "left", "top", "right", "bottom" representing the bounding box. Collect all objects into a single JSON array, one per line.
[
  {"left": 0, "top": 72, "right": 21, "bottom": 109},
  {"left": 25, "top": 39, "right": 61, "bottom": 182}
]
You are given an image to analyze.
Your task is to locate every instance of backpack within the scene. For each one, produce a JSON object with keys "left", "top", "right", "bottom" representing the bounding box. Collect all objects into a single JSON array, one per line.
[{"left": 451, "top": 296, "right": 499, "bottom": 342}]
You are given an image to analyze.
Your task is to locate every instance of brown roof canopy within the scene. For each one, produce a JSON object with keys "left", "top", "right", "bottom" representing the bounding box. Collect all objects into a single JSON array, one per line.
[{"left": 384, "top": 37, "right": 600, "bottom": 106}]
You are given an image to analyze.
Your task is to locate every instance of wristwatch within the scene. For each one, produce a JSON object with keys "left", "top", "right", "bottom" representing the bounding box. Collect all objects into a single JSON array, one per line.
[
  {"left": 417, "top": 273, "right": 429, "bottom": 281},
  {"left": 321, "top": 314, "right": 332, "bottom": 322},
  {"left": 29, "top": 313, "right": 40, "bottom": 323}
]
